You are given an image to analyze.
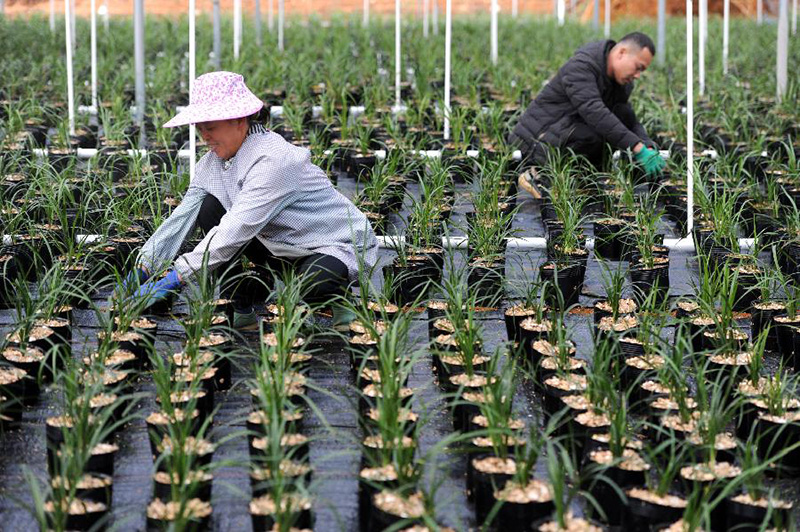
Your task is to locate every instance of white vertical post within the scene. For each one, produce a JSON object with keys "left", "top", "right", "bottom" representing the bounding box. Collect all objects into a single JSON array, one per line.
[
  {"left": 235, "top": 0, "right": 242, "bottom": 59},
  {"left": 395, "top": 0, "right": 401, "bottom": 109},
  {"left": 658, "top": 0, "right": 666, "bottom": 65},
  {"left": 65, "top": 0, "right": 75, "bottom": 136},
  {"left": 213, "top": 0, "right": 221, "bottom": 69},
  {"left": 423, "top": 0, "right": 429, "bottom": 37},
  {"left": 757, "top": 0, "right": 763, "bottom": 24},
  {"left": 103, "top": 0, "right": 109, "bottom": 33},
  {"left": 91, "top": 0, "right": 98, "bottom": 111},
  {"left": 234, "top": 0, "right": 241, "bottom": 60},
  {"left": 70, "top": 0, "right": 76, "bottom": 49},
  {"left": 699, "top": 0, "right": 706, "bottom": 96},
  {"left": 792, "top": 0, "right": 797, "bottom": 35},
  {"left": 593, "top": 0, "right": 599, "bottom": 31},
  {"left": 512, "top": 0, "right": 518, "bottom": 18},
  {"left": 557, "top": 0, "right": 566, "bottom": 26},
  {"left": 278, "top": 0, "right": 284, "bottom": 51},
  {"left": 255, "top": 0, "right": 262, "bottom": 47},
  {"left": 490, "top": 0, "right": 498, "bottom": 65},
  {"left": 134, "top": 0, "right": 145, "bottom": 146},
  {"left": 604, "top": 0, "right": 611, "bottom": 38},
  {"left": 363, "top": 0, "right": 369, "bottom": 27},
  {"left": 189, "top": 0, "right": 196, "bottom": 181},
  {"left": 723, "top": 0, "right": 730, "bottom": 75},
  {"left": 433, "top": 0, "right": 439, "bottom": 36},
  {"left": 686, "top": 0, "right": 694, "bottom": 233},
  {"left": 50, "top": 0, "right": 55, "bottom": 32},
  {"left": 778, "top": 0, "right": 789, "bottom": 101},
  {"left": 443, "top": 0, "right": 451, "bottom": 140},
  {"left": 268, "top": 0, "right": 274, "bottom": 32}
]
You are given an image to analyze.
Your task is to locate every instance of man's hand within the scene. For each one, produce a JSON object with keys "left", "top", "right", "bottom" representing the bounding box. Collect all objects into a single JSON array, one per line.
[
  {"left": 128, "top": 270, "right": 182, "bottom": 309},
  {"left": 634, "top": 145, "right": 666, "bottom": 176}
]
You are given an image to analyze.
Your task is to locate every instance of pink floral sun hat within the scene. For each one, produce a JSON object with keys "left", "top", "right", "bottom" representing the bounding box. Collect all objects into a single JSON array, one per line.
[{"left": 163, "top": 71, "right": 264, "bottom": 128}]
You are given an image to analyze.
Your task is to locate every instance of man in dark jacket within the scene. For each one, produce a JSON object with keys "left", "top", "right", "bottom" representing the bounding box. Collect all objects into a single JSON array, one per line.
[{"left": 509, "top": 32, "right": 665, "bottom": 198}]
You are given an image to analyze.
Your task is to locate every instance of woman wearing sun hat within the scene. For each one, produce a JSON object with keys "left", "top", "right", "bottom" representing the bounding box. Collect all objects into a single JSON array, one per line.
[{"left": 122, "top": 71, "right": 377, "bottom": 330}]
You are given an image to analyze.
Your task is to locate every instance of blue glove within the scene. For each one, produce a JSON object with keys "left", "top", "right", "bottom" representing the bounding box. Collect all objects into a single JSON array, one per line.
[
  {"left": 634, "top": 146, "right": 666, "bottom": 176},
  {"left": 121, "top": 267, "right": 150, "bottom": 294},
  {"left": 129, "top": 270, "right": 182, "bottom": 309}
]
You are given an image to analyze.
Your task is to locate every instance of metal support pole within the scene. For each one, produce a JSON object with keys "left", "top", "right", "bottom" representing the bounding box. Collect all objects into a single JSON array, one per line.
[
  {"left": 723, "top": 0, "right": 730, "bottom": 75},
  {"left": 423, "top": 0, "right": 429, "bottom": 37},
  {"left": 91, "top": 0, "right": 98, "bottom": 110},
  {"left": 65, "top": 0, "right": 75, "bottom": 136},
  {"left": 234, "top": 0, "right": 241, "bottom": 60},
  {"left": 255, "top": 0, "right": 262, "bottom": 46},
  {"left": 363, "top": 0, "right": 369, "bottom": 27},
  {"left": 433, "top": 0, "right": 438, "bottom": 36},
  {"left": 134, "top": 0, "right": 145, "bottom": 146},
  {"left": 778, "top": 0, "right": 789, "bottom": 101},
  {"left": 70, "top": 0, "right": 76, "bottom": 49},
  {"left": 278, "top": 0, "right": 284, "bottom": 51},
  {"left": 699, "top": 0, "right": 706, "bottom": 96},
  {"left": 189, "top": 0, "right": 196, "bottom": 181},
  {"left": 443, "top": 0, "right": 451, "bottom": 140},
  {"left": 103, "top": 0, "right": 109, "bottom": 32},
  {"left": 268, "top": 0, "right": 274, "bottom": 32},
  {"left": 50, "top": 0, "right": 55, "bottom": 32},
  {"left": 757, "top": 0, "right": 763, "bottom": 24},
  {"left": 687, "top": 0, "right": 694, "bottom": 233},
  {"left": 513, "top": 0, "right": 518, "bottom": 18},
  {"left": 213, "top": 0, "right": 221, "bottom": 68},
  {"left": 491, "top": 0, "right": 498, "bottom": 65},
  {"left": 395, "top": 0, "right": 401, "bottom": 109},
  {"left": 557, "top": 0, "right": 566, "bottom": 26},
  {"left": 658, "top": 0, "right": 666, "bottom": 65},
  {"left": 793, "top": 0, "right": 797, "bottom": 35},
  {"left": 593, "top": 0, "right": 599, "bottom": 31},
  {"left": 604, "top": 0, "right": 610, "bottom": 37}
]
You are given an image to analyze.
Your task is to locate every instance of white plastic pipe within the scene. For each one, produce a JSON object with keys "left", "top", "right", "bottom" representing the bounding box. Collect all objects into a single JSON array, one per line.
[
  {"left": 278, "top": 0, "right": 284, "bottom": 51},
  {"left": 723, "top": 0, "right": 730, "bottom": 75},
  {"left": 443, "top": 0, "right": 451, "bottom": 140},
  {"left": 557, "top": 0, "right": 566, "bottom": 26},
  {"left": 268, "top": 0, "right": 274, "bottom": 32},
  {"left": 699, "top": 0, "right": 706, "bottom": 95},
  {"left": 395, "top": 0, "right": 401, "bottom": 109},
  {"left": 604, "top": 0, "right": 610, "bottom": 38},
  {"left": 213, "top": 0, "right": 221, "bottom": 69},
  {"left": 423, "top": 0, "right": 429, "bottom": 37},
  {"left": 50, "top": 0, "right": 55, "bottom": 32},
  {"left": 778, "top": 0, "right": 789, "bottom": 101},
  {"left": 234, "top": 0, "right": 241, "bottom": 60},
  {"left": 70, "top": 0, "right": 76, "bottom": 49},
  {"left": 433, "top": 0, "right": 438, "bottom": 35},
  {"left": 134, "top": 0, "right": 145, "bottom": 135},
  {"left": 490, "top": 0, "right": 498, "bottom": 65},
  {"left": 103, "top": 0, "right": 109, "bottom": 32},
  {"left": 255, "top": 0, "right": 262, "bottom": 46},
  {"left": 687, "top": 0, "right": 694, "bottom": 233},
  {"left": 757, "top": 0, "right": 763, "bottom": 24},
  {"left": 90, "top": 0, "right": 98, "bottom": 111},
  {"left": 189, "top": 0, "right": 196, "bottom": 181},
  {"left": 513, "top": 0, "right": 519, "bottom": 18},
  {"left": 65, "top": 0, "right": 75, "bottom": 136},
  {"left": 793, "top": 0, "right": 798, "bottom": 35},
  {"left": 658, "top": 0, "right": 666, "bottom": 65},
  {"left": 363, "top": 0, "right": 369, "bottom": 27}
]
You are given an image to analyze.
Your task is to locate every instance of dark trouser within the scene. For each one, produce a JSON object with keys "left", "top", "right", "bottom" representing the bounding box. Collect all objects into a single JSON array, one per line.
[
  {"left": 509, "top": 103, "right": 640, "bottom": 171},
  {"left": 196, "top": 194, "right": 349, "bottom": 310}
]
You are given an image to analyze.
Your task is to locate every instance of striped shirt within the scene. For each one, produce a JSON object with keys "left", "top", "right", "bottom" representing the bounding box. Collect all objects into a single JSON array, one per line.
[{"left": 138, "top": 125, "right": 378, "bottom": 283}]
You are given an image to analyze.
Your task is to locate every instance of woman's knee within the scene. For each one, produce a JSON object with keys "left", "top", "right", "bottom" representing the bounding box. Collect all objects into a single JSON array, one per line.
[
  {"left": 197, "top": 194, "right": 226, "bottom": 233},
  {"left": 297, "top": 255, "right": 349, "bottom": 302}
]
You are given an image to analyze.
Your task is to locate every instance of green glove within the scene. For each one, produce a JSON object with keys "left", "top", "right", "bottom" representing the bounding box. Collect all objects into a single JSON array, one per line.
[{"left": 634, "top": 145, "right": 666, "bottom": 176}]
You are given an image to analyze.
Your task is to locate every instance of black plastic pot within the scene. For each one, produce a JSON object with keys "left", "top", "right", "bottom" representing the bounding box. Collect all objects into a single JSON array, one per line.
[
  {"left": 539, "top": 261, "right": 584, "bottom": 309},
  {"left": 593, "top": 219, "right": 625, "bottom": 260},
  {"left": 725, "top": 493, "right": 794, "bottom": 531},
  {"left": 468, "top": 260, "right": 504, "bottom": 306},
  {"left": 751, "top": 300, "right": 785, "bottom": 352},
  {"left": 630, "top": 263, "right": 669, "bottom": 305},
  {"left": 623, "top": 490, "right": 686, "bottom": 531}
]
